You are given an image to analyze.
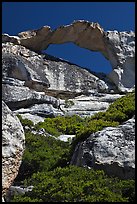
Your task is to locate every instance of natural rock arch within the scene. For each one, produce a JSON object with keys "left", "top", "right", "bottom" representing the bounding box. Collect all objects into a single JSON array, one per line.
[{"left": 2, "top": 20, "right": 135, "bottom": 92}]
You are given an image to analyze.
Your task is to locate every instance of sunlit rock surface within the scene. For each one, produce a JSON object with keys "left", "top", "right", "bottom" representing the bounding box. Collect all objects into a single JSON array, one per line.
[
  {"left": 2, "top": 20, "right": 135, "bottom": 91},
  {"left": 71, "top": 116, "right": 135, "bottom": 179},
  {"left": 2, "top": 41, "right": 123, "bottom": 122},
  {"left": 2, "top": 101, "right": 25, "bottom": 198},
  {"left": 2, "top": 21, "right": 135, "bottom": 194}
]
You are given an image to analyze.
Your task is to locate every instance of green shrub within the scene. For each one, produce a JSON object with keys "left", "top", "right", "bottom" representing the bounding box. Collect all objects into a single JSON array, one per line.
[
  {"left": 34, "top": 115, "right": 85, "bottom": 136},
  {"left": 14, "top": 132, "right": 71, "bottom": 182},
  {"left": 91, "top": 92, "right": 135, "bottom": 122},
  {"left": 13, "top": 92, "right": 135, "bottom": 202},
  {"left": 73, "top": 119, "right": 119, "bottom": 146},
  {"left": 35, "top": 92, "right": 135, "bottom": 145},
  {"left": 12, "top": 166, "right": 135, "bottom": 202},
  {"left": 72, "top": 92, "right": 135, "bottom": 146},
  {"left": 17, "top": 114, "right": 34, "bottom": 127}
]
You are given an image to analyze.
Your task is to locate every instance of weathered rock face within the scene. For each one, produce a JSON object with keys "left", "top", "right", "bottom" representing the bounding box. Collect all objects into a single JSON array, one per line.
[
  {"left": 104, "top": 31, "right": 135, "bottom": 92},
  {"left": 59, "top": 92, "right": 125, "bottom": 117},
  {"left": 2, "top": 84, "right": 59, "bottom": 110},
  {"left": 2, "top": 51, "right": 50, "bottom": 90},
  {"left": 2, "top": 101, "right": 25, "bottom": 198},
  {"left": 2, "top": 42, "right": 114, "bottom": 94},
  {"left": 2, "top": 21, "right": 135, "bottom": 197},
  {"left": 2, "top": 41, "right": 123, "bottom": 122},
  {"left": 71, "top": 116, "right": 135, "bottom": 179},
  {"left": 2, "top": 20, "right": 135, "bottom": 92}
]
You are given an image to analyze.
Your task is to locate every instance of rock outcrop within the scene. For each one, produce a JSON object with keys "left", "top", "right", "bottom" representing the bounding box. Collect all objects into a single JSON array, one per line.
[
  {"left": 105, "top": 31, "right": 135, "bottom": 92},
  {"left": 59, "top": 92, "right": 125, "bottom": 117},
  {"left": 2, "top": 41, "right": 124, "bottom": 122},
  {"left": 2, "top": 42, "right": 114, "bottom": 94},
  {"left": 71, "top": 116, "right": 135, "bottom": 179},
  {"left": 2, "top": 20, "right": 135, "bottom": 197},
  {"left": 2, "top": 101, "right": 25, "bottom": 198},
  {"left": 2, "top": 20, "right": 135, "bottom": 92}
]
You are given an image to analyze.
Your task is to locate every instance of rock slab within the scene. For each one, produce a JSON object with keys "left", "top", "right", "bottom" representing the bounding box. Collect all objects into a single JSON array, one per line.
[
  {"left": 2, "top": 101, "right": 25, "bottom": 197},
  {"left": 71, "top": 116, "right": 135, "bottom": 179}
]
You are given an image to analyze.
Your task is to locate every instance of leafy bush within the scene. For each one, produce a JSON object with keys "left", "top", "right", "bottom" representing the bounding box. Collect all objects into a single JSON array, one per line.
[
  {"left": 72, "top": 92, "right": 135, "bottom": 145},
  {"left": 12, "top": 166, "right": 135, "bottom": 202},
  {"left": 12, "top": 92, "right": 135, "bottom": 202},
  {"left": 16, "top": 92, "right": 135, "bottom": 178},
  {"left": 73, "top": 119, "right": 119, "bottom": 146},
  {"left": 17, "top": 114, "right": 34, "bottom": 127},
  {"left": 35, "top": 115, "right": 85, "bottom": 136},
  {"left": 14, "top": 132, "right": 71, "bottom": 182},
  {"left": 91, "top": 92, "right": 135, "bottom": 122},
  {"left": 34, "top": 92, "right": 135, "bottom": 144}
]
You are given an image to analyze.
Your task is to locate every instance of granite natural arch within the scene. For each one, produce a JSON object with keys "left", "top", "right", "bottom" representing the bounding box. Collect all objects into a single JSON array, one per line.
[{"left": 2, "top": 20, "right": 135, "bottom": 92}]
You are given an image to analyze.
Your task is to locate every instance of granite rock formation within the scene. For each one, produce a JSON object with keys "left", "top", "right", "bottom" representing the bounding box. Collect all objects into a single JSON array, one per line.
[
  {"left": 59, "top": 92, "right": 125, "bottom": 118},
  {"left": 2, "top": 42, "right": 114, "bottom": 95},
  {"left": 2, "top": 20, "right": 135, "bottom": 92},
  {"left": 2, "top": 101, "right": 25, "bottom": 199},
  {"left": 71, "top": 116, "right": 135, "bottom": 179},
  {"left": 2, "top": 21, "right": 135, "bottom": 198},
  {"left": 2, "top": 41, "right": 124, "bottom": 123}
]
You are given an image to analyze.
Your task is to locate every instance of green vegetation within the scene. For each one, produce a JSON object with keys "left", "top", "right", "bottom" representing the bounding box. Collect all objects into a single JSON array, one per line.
[
  {"left": 17, "top": 114, "right": 34, "bottom": 128},
  {"left": 12, "top": 92, "right": 135, "bottom": 202},
  {"left": 15, "top": 132, "right": 71, "bottom": 181},
  {"left": 91, "top": 91, "right": 135, "bottom": 122},
  {"left": 33, "top": 92, "right": 135, "bottom": 146},
  {"left": 64, "top": 99, "right": 75, "bottom": 108},
  {"left": 12, "top": 166, "right": 135, "bottom": 202},
  {"left": 35, "top": 114, "right": 84, "bottom": 136},
  {"left": 17, "top": 92, "right": 135, "bottom": 143},
  {"left": 73, "top": 91, "right": 135, "bottom": 145}
]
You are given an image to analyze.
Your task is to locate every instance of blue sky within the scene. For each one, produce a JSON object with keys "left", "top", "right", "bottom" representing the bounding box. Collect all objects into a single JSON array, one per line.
[{"left": 2, "top": 2, "right": 135, "bottom": 74}]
